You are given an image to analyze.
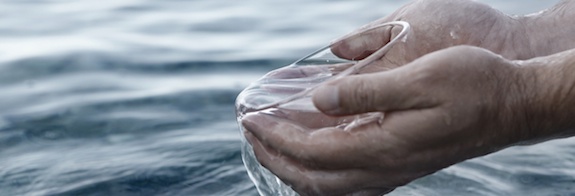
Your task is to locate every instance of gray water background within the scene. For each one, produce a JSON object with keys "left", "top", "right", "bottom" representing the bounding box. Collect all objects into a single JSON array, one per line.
[{"left": 0, "top": 0, "right": 572, "bottom": 195}]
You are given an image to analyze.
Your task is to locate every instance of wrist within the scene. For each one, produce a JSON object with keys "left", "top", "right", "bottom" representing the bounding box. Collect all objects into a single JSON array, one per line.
[{"left": 512, "top": 49, "right": 575, "bottom": 143}]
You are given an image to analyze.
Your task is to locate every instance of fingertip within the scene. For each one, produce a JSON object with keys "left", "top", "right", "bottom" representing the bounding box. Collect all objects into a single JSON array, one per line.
[
  {"left": 330, "top": 24, "right": 393, "bottom": 61},
  {"left": 330, "top": 40, "right": 352, "bottom": 60},
  {"left": 242, "top": 113, "right": 277, "bottom": 139},
  {"left": 330, "top": 37, "right": 371, "bottom": 60},
  {"left": 241, "top": 114, "right": 259, "bottom": 132},
  {"left": 315, "top": 74, "right": 384, "bottom": 116},
  {"left": 312, "top": 84, "right": 341, "bottom": 115}
]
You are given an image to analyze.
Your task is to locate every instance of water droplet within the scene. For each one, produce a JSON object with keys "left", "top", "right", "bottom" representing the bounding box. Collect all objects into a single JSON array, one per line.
[
  {"left": 401, "top": 33, "right": 408, "bottom": 43},
  {"left": 450, "top": 31, "right": 459, "bottom": 40}
]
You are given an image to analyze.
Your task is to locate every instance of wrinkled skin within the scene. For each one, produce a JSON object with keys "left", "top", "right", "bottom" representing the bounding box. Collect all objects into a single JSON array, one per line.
[
  {"left": 242, "top": 0, "right": 575, "bottom": 195},
  {"left": 243, "top": 46, "right": 528, "bottom": 195},
  {"left": 330, "top": 0, "right": 533, "bottom": 73}
]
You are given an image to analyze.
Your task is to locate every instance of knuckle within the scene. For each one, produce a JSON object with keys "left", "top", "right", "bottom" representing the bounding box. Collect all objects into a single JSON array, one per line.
[{"left": 348, "top": 78, "right": 375, "bottom": 113}]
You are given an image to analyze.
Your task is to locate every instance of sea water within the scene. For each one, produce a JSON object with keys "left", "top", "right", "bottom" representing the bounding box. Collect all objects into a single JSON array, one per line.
[
  {"left": 1, "top": 0, "right": 571, "bottom": 195},
  {"left": 236, "top": 57, "right": 575, "bottom": 196},
  {"left": 234, "top": 1, "right": 575, "bottom": 195},
  {"left": 235, "top": 20, "right": 412, "bottom": 195},
  {"left": 236, "top": 63, "right": 354, "bottom": 196}
]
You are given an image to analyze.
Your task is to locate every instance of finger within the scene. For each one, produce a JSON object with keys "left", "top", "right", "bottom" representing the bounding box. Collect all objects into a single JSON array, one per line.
[
  {"left": 312, "top": 66, "right": 439, "bottom": 116},
  {"left": 330, "top": 25, "right": 393, "bottom": 60},
  {"left": 259, "top": 83, "right": 307, "bottom": 95},
  {"left": 245, "top": 131, "right": 394, "bottom": 195},
  {"left": 382, "top": 109, "right": 447, "bottom": 149},
  {"left": 377, "top": 108, "right": 462, "bottom": 172},
  {"left": 329, "top": 0, "right": 416, "bottom": 61},
  {"left": 315, "top": 45, "right": 498, "bottom": 116},
  {"left": 242, "top": 113, "right": 373, "bottom": 168},
  {"left": 267, "top": 108, "right": 355, "bottom": 129}
]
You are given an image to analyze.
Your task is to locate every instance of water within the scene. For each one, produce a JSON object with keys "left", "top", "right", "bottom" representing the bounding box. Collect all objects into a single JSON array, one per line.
[{"left": 0, "top": 0, "right": 571, "bottom": 195}]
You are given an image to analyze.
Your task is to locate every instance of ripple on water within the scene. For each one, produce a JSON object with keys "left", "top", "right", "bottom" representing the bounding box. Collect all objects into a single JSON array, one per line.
[{"left": 0, "top": 0, "right": 569, "bottom": 195}]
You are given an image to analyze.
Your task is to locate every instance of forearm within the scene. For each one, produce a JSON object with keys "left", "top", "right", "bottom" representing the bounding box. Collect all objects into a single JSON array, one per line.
[
  {"left": 518, "top": 48, "right": 575, "bottom": 142},
  {"left": 522, "top": 0, "right": 575, "bottom": 57}
]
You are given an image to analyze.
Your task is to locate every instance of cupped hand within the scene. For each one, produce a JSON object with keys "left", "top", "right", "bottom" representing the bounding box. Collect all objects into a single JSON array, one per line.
[
  {"left": 252, "top": 0, "right": 530, "bottom": 128},
  {"left": 331, "top": 0, "right": 532, "bottom": 72},
  {"left": 241, "top": 0, "right": 543, "bottom": 195},
  {"left": 242, "top": 46, "right": 534, "bottom": 195}
]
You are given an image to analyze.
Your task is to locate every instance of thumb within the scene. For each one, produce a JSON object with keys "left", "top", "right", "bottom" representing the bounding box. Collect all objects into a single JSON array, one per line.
[
  {"left": 312, "top": 70, "right": 435, "bottom": 116},
  {"left": 330, "top": 24, "right": 394, "bottom": 60}
]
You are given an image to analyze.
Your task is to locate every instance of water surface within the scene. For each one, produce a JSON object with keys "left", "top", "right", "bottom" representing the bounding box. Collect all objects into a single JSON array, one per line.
[{"left": 0, "top": 0, "right": 570, "bottom": 195}]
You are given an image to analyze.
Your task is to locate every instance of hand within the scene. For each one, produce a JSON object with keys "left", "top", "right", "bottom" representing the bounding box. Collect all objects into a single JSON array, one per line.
[
  {"left": 242, "top": 1, "right": 575, "bottom": 195},
  {"left": 330, "top": 0, "right": 533, "bottom": 73},
  {"left": 242, "top": 46, "right": 535, "bottom": 195},
  {"left": 253, "top": 0, "right": 531, "bottom": 126},
  {"left": 252, "top": 62, "right": 357, "bottom": 129}
]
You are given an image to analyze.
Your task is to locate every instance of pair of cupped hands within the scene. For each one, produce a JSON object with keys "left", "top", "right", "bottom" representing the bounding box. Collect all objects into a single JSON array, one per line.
[{"left": 242, "top": 0, "right": 572, "bottom": 195}]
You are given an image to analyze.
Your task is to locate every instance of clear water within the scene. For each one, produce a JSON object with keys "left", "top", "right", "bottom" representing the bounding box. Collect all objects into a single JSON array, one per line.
[
  {"left": 1, "top": 0, "right": 572, "bottom": 196},
  {"left": 236, "top": 60, "right": 386, "bottom": 196},
  {"left": 236, "top": 66, "right": 325, "bottom": 196}
]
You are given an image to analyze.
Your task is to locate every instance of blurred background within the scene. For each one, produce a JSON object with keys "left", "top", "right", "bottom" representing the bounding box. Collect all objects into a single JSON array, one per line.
[{"left": 0, "top": 0, "right": 571, "bottom": 195}]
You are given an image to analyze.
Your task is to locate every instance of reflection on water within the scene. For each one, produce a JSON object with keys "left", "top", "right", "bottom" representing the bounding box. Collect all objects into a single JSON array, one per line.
[{"left": 0, "top": 0, "right": 570, "bottom": 195}]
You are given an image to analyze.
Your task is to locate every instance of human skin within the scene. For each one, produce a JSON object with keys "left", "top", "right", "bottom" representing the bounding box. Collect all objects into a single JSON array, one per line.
[
  {"left": 242, "top": 0, "right": 575, "bottom": 195},
  {"left": 329, "top": 0, "right": 575, "bottom": 72},
  {"left": 243, "top": 46, "right": 575, "bottom": 196}
]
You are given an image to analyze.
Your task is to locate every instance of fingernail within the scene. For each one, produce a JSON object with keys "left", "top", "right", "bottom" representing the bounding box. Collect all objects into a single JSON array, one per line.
[{"left": 313, "top": 85, "right": 340, "bottom": 114}]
